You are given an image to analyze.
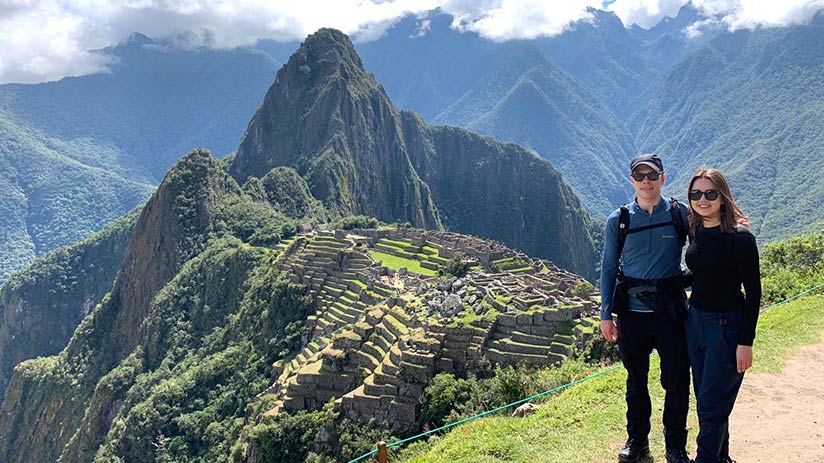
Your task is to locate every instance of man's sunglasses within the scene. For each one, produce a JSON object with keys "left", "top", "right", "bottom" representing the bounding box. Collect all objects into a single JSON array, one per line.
[
  {"left": 631, "top": 171, "right": 661, "bottom": 182},
  {"left": 688, "top": 189, "right": 720, "bottom": 201}
]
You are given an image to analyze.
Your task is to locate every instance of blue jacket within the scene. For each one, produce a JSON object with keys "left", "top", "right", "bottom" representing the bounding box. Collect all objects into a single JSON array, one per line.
[{"left": 600, "top": 195, "right": 688, "bottom": 320}]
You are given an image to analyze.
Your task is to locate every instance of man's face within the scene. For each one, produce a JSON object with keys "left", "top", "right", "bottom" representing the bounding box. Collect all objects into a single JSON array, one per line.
[{"left": 630, "top": 165, "right": 665, "bottom": 202}]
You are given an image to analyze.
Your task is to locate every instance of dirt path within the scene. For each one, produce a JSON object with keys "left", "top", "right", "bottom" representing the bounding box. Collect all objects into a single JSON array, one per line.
[{"left": 729, "top": 336, "right": 824, "bottom": 462}]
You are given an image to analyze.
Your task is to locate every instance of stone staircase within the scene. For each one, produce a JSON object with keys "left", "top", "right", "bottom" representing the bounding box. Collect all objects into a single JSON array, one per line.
[{"left": 341, "top": 309, "right": 435, "bottom": 430}]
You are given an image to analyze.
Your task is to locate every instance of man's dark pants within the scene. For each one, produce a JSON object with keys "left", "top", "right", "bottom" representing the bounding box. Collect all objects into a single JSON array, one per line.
[
  {"left": 686, "top": 306, "right": 745, "bottom": 463},
  {"left": 618, "top": 310, "right": 691, "bottom": 450}
]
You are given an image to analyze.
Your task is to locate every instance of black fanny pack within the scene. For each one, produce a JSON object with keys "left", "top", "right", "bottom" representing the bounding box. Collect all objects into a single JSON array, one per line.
[{"left": 612, "top": 273, "right": 687, "bottom": 321}]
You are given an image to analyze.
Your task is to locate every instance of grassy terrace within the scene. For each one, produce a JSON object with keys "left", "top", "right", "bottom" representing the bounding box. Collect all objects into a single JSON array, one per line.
[
  {"left": 491, "top": 256, "right": 533, "bottom": 272},
  {"left": 370, "top": 237, "right": 453, "bottom": 274},
  {"left": 395, "top": 294, "right": 824, "bottom": 462},
  {"left": 367, "top": 250, "right": 439, "bottom": 276}
]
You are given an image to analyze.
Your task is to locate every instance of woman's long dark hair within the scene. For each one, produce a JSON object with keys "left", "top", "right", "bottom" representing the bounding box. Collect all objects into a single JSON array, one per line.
[{"left": 687, "top": 167, "right": 746, "bottom": 238}]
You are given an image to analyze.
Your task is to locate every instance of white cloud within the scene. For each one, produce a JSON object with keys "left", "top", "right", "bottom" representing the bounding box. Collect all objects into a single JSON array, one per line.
[
  {"left": 0, "top": 0, "right": 440, "bottom": 84},
  {"left": 692, "top": 0, "right": 824, "bottom": 30},
  {"left": 1, "top": 0, "right": 823, "bottom": 84},
  {"left": 410, "top": 18, "right": 432, "bottom": 38},
  {"left": 607, "top": 0, "right": 824, "bottom": 30},
  {"left": 439, "top": 0, "right": 595, "bottom": 41},
  {"left": 607, "top": 0, "right": 685, "bottom": 28}
]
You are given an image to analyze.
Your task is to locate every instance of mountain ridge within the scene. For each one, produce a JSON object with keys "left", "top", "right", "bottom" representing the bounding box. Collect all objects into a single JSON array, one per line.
[{"left": 231, "top": 28, "right": 597, "bottom": 275}]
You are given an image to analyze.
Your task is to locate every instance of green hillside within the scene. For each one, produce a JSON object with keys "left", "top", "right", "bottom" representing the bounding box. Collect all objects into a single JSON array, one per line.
[
  {"left": 0, "top": 33, "right": 279, "bottom": 281},
  {"left": 433, "top": 44, "right": 635, "bottom": 217},
  {"left": 631, "top": 19, "right": 824, "bottom": 240},
  {"left": 0, "top": 110, "right": 153, "bottom": 282},
  {"left": 0, "top": 210, "right": 137, "bottom": 395}
]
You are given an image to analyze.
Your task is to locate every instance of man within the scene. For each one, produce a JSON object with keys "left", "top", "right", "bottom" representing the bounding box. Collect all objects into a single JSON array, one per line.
[{"left": 600, "top": 154, "right": 692, "bottom": 463}]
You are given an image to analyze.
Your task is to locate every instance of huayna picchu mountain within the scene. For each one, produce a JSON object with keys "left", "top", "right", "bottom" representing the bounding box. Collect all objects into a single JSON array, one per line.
[
  {"left": 0, "top": 29, "right": 600, "bottom": 463},
  {"left": 230, "top": 29, "right": 597, "bottom": 277}
]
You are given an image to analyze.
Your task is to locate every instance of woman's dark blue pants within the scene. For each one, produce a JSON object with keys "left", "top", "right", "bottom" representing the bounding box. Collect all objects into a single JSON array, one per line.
[{"left": 686, "top": 306, "right": 746, "bottom": 463}]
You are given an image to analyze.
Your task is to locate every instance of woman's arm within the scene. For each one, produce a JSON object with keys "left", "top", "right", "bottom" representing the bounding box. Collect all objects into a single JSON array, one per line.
[{"left": 735, "top": 229, "right": 761, "bottom": 372}]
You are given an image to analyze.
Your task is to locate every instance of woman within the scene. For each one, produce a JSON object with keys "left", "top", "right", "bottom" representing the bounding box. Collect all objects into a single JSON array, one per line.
[{"left": 684, "top": 168, "right": 761, "bottom": 463}]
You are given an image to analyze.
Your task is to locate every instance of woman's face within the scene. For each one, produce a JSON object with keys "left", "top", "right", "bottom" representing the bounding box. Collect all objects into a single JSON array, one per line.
[{"left": 689, "top": 177, "right": 723, "bottom": 222}]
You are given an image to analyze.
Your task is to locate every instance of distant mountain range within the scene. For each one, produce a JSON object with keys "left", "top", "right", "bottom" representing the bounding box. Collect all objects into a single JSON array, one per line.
[
  {"left": 631, "top": 15, "right": 824, "bottom": 239},
  {"left": 1, "top": 5, "right": 823, "bottom": 282},
  {"left": 259, "top": 5, "right": 824, "bottom": 239},
  {"left": 0, "top": 33, "right": 280, "bottom": 281}
]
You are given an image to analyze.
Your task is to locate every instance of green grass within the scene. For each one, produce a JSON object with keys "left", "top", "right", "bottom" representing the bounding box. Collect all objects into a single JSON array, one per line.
[
  {"left": 367, "top": 250, "right": 439, "bottom": 276},
  {"left": 379, "top": 238, "right": 414, "bottom": 248},
  {"left": 506, "top": 266, "right": 534, "bottom": 273},
  {"left": 396, "top": 294, "right": 824, "bottom": 463}
]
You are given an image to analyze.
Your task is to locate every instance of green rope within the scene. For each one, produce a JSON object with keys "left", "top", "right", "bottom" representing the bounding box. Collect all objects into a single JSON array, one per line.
[
  {"left": 347, "top": 364, "right": 623, "bottom": 463},
  {"left": 759, "top": 281, "right": 824, "bottom": 314},
  {"left": 347, "top": 281, "right": 824, "bottom": 463}
]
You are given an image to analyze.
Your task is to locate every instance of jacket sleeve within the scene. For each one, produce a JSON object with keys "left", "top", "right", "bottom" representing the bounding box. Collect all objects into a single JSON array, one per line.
[
  {"left": 735, "top": 229, "right": 761, "bottom": 346},
  {"left": 600, "top": 211, "right": 621, "bottom": 320}
]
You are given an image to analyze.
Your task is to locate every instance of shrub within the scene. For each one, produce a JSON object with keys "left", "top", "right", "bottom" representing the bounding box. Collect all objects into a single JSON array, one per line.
[
  {"left": 329, "top": 215, "right": 380, "bottom": 230},
  {"left": 760, "top": 230, "right": 824, "bottom": 304},
  {"left": 444, "top": 252, "right": 472, "bottom": 278}
]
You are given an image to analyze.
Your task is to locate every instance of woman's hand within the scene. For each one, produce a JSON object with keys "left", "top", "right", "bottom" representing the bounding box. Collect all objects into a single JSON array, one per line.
[{"left": 736, "top": 345, "right": 753, "bottom": 373}]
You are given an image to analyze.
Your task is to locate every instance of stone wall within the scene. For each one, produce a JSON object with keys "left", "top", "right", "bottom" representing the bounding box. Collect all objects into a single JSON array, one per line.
[{"left": 263, "top": 228, "right": 600, "bottom": 431}]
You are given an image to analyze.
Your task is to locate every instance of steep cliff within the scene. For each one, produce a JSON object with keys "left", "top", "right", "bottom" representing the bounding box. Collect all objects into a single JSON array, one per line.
[
  {"left": 230, "top": 29, "right": 441, "bottom": 229},
  {"left": 230, "top": 29, "right": 597, "bottom": 277},
  {"left": 0, "top": 210, "right": 136, "bottom": 396},
  {"left": 0, "top": 149, "right": 247, "bottom": 462}
]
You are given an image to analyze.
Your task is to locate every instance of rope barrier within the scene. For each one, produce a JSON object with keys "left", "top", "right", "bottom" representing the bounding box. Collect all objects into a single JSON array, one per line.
[
  {"left": 348, "top": 281, "right": 824, "bottom": 463},
  {"left": 759, "top": 281, "right": 824, "bottom": 314}
]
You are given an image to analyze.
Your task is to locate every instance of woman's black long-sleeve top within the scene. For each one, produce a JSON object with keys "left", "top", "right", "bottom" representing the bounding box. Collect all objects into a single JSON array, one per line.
[{"left": 685, "top": 225, "right": 762, "bottom": 345}]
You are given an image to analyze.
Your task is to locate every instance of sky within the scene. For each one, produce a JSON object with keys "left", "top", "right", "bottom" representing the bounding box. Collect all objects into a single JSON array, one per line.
[{"left": 1, "top": 0, "right": 822, "bottom": 84}]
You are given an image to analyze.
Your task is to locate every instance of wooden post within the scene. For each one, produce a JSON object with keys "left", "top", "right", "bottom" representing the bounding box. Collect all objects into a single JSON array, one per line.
[{"left": 377, "top": 441, "right": 388, "bottom": 463}]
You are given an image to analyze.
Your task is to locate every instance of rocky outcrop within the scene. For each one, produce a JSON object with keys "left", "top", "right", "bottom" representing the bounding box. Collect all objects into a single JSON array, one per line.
[
  {"left": 230, "top": 29, "right": 442, "bottom": 229},
  {"left": 229, "top": 29, "right": 598, "bottom": 278}
]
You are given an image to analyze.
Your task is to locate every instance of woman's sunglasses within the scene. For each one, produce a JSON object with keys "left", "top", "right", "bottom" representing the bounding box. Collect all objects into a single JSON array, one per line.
[
  {"left": 631, "top": 171, "right": 661, "bottom": 182},
  {"left": 688, "top": 189, "right": 720, "bottom": 201}
]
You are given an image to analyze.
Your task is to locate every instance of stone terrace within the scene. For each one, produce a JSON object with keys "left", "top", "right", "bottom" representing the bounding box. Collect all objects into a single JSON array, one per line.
[{"left": 263, "top": 228, "right": 600, "bottom": 431}]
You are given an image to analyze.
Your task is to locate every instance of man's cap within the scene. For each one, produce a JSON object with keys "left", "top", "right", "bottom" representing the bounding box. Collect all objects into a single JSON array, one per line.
[{"left": 630, "top": 153, "right": 663, "bottom": 173}]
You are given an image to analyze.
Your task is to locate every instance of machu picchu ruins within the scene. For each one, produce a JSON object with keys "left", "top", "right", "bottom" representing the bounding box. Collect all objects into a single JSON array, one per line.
[{"left": 263, "top": 227, "right": 600, "bottom": 430}]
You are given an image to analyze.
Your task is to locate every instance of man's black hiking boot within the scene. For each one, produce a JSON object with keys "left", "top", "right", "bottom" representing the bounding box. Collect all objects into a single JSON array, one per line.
[
  {"left": 664, "top": 448, "right": 693, "bottom": 463},
  {"left": 618, "top": 439, "right": 650, "bottom": 462}
]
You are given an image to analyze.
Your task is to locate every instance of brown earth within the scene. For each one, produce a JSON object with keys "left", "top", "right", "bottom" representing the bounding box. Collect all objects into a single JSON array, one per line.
[{"left": 729, "top": 336, "right": 824, "bottom": 462}]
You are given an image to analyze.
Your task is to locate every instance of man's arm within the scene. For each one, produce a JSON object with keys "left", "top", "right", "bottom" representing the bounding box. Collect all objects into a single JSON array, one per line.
[{"left": 600, "top": 212, "right": 620, "bottom": 342}]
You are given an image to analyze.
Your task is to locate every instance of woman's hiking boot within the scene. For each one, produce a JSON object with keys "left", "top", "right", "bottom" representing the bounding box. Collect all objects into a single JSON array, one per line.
[{"left": 665, "top": 448, "right": 693, "bottom": 463}]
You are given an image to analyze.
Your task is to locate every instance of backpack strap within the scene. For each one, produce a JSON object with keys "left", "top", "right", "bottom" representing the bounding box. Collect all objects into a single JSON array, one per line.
[
  {"left": 618, "top": 199, "right": 687, "bottom": 251},
  {"left": 668, "top": 197, "right": 688, "bottom": 247},
  {"left": 616, "top": 204, "right": 630, "bottom": 260}
]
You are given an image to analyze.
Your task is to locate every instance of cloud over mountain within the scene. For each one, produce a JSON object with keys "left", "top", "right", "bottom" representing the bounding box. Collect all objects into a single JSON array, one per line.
[{"left": 3, "top": 0, "right": 823, "bottom": 84}]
